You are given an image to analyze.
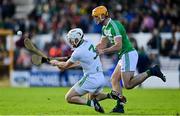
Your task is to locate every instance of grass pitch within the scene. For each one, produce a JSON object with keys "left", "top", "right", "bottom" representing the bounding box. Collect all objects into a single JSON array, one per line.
[{"left": 0, "top": 87, "right": 179, "bottom": 115}]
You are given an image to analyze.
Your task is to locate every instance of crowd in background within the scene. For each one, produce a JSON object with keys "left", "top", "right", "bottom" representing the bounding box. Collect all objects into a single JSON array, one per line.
[
  {"left": 0, "top": 0, "right": 180, "bottom": 72},
  {"left": 0, "top": 0, "right": 179, "bottom": 34}
]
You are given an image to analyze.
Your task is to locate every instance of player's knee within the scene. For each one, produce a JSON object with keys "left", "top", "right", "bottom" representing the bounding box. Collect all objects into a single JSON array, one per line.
[{"left": 124, "top": 83, "right": 133, "bottom": 89}]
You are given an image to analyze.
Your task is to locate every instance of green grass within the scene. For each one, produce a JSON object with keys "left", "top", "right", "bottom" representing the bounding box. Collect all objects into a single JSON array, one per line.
[{"left": 0, "top": 87, "right": 180, "bottom": 115}]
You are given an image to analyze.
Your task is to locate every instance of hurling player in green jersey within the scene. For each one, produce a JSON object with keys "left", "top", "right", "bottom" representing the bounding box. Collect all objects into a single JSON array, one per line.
[{"left": 92, "top": 6, "right": 166, "bottom": 113}]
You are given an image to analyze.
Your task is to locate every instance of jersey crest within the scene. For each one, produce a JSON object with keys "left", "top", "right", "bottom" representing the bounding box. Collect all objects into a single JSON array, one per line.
[{"left": 104, "top": 29, "right": 112, "bottom": 37}]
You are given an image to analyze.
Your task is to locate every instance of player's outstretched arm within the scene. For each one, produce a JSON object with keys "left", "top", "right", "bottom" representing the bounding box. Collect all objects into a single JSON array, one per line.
[{"left": 50, "top": 59, "right": 80, "bottom": 70}]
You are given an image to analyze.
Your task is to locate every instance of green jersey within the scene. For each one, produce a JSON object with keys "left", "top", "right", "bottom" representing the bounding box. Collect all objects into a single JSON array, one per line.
[{"left": 102, "top": 18, "right": 135, "bottom": 58}]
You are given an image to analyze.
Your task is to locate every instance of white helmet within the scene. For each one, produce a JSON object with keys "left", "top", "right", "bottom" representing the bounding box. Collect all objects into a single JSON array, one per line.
[{"left": 66, "top": 28, "right": 84, "bottom": 48}]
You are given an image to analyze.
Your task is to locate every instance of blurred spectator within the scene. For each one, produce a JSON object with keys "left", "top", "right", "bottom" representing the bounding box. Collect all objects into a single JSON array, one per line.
[
  {"left": 59, "top": 71, "right": 69, "bottom": 87},
  {"left": 16, "top": 48, "right": 31, "bottom": 70},
  {"left": 141, "top": 12, "right": 155, "bottom": 32},
  {"left": 1, "top": 0, "right": 15, "bottom": 19},
  {"left": 0, "top": 38, "right": 5, "bottom": 52},
  {"left": 147, "top": 29, "right": 162, "bottom": 53},
  {"left": 149, "top": 52, "right": 160, "bottom": 66},
  {"left": 59, "top": 39, "right": 72, "bottom": 57},
  {"left": 129, "top": 36, "right": 139, "bottom": 51},
  {"left": 161, "top": 39, "right": 174, "bottom": 56},
  {"left": 0, "top": 38, "right": 7, "bottom": 65},
  {"left": 16, "top": 32, "right": 34, "bottom": 48},
  {"left": 48, "top": 44, "right": 62, "bottom": 57},
  {"left": 0, "top": 37, "right": 9, "bottom": 77},
  {"left": 170, "top": 37, "right": 180, "bottom": 59},
  {"left": 137, "top": 47, "right": 151, "bottom": 73},
  {"left": 48, "top": 37, "right": 72, "bottom": 58},
  {"left": 161, "top": 32, "right": 176, "bottom": 56},
  {"left": 0, "top": 0, "right": 179, "bottom": 34}
]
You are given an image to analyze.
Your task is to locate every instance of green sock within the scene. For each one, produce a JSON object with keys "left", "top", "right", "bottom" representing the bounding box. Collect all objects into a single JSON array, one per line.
[
  {"left": 86, "top": 100, "right": 94, "bottom": 107},
  {"left": 87, "top": 100, "right": 91, "bottom": 106},
  {"left": 146, "top": 69, "right": 151, "bottom": 77}
]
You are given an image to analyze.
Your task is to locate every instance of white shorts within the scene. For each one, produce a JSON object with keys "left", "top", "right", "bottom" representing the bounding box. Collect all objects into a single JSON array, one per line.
[
  {"left": 118, "top": 50, "right": 138, "bottom": 72},
  {"left": 72, "top": 72, "right": 106, "bottom": 95}
]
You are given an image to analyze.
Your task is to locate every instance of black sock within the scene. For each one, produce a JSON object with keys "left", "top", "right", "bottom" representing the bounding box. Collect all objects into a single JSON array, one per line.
[
  {"left": 117, "top": 99, "right": 125, "bottom": 107},
  {"left": 117, "top": 99, "right": 121, "bottom": 106}
]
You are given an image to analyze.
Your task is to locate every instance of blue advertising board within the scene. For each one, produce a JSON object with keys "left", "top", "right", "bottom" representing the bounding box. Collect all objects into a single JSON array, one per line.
[{"left": 30, "top": 71, "right": 60, "bottom": 87}]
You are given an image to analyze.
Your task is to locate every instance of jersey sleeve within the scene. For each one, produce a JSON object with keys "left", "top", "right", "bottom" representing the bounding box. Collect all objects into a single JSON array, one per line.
[
  {"left": 110, "top": 22, "right": 122, "bottom": 38},
  {"left": 69, "top": 50, "right": 80, "bottom": 63}
]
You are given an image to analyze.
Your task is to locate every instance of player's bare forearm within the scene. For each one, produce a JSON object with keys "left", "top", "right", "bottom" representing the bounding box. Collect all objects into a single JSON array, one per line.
[
  {"left": 62, "top": 61, "right": 80, "bottom": 69},
  {"left": 97, "top": 36, "right": 122, "bottom": 55},
  {"left": 50, "top": 59, "right": 80, "bottom": 71},
  {"left": 98, "top": 42, "right": 122, "bottom": 55},
  {"left": 50, "top": 56, "right": 70, "bottom": 61},
  {"left": 102, "top": 45, "right": 120, "bottom": 54}
]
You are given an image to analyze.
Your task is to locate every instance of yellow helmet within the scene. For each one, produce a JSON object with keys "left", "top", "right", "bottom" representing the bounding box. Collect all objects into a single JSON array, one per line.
[{"left": 92, "top": 6, "right": 108, "bottom": 17}]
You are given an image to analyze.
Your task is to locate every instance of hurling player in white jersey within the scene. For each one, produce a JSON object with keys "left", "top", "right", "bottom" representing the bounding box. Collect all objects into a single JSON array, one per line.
[{"left": 50, "top": 28, "right": 114, "bottom": 113}]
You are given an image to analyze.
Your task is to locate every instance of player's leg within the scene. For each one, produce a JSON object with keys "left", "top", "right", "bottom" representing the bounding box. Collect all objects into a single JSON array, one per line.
[
  {"left": 121, "top": 50, "right": 145, "bottom": 89},
  {"left": 122, "top": 50, "right": 165, "bottom": 89},
  {"left": 65, "top": 84, "right": 104, "bottom": 113},
  {"left": 87, "top": 92, "right": 111, "bottom": 101},
  {"left": 84, "top": 73, "right": 106, "bottom": 113},
  {"left": 65, "top": 87, "right": 86, "bottom": 105},
  {"left": 65, "top": 74, "right": 105, "bottom": 113},
  {"left": 87, "top": 93, "right": 108, "bottom": 113},
  {"left": 122, "top": 66, "right": 165, "bottom": 89},
  {"left": 111, "top": 63, "right": 127, "bottom": 102},
  {"left": 122, "top": 71, "right": 146, "bottom": 89},
  {"left": 111, "top": 63, "right": 123, "bottom": 97},
  {"left": 110, "top": 60, "right": 127, "bottom": 113}
]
